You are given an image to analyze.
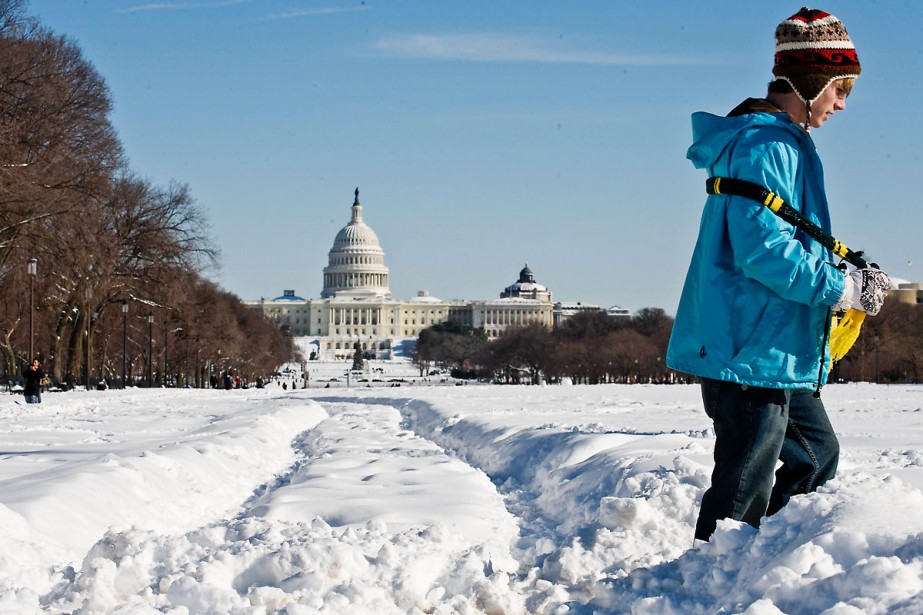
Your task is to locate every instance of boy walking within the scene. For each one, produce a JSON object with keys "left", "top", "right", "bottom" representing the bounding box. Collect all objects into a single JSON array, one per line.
[{"left": 666, "top": 8, "right": 890, "bottom": 541}]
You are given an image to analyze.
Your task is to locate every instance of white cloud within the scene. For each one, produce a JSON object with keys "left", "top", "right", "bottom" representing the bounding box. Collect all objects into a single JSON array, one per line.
[
  {"left": 372, "top": 33, "right": 700, "bottom": 66},
  {"left": 122, "top": 0, "right": 252, "bottom": 12},
  {"left": 122, "top": 1, "right": 368, "bottom": 20},
  {"left": 258, "top": 6, "right": 371, "bottom": 21}
]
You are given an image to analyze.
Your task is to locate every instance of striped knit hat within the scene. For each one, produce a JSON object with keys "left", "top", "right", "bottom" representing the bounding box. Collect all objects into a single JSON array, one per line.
[{"left": 773, "top": 7, "right": 860, "bottom": 105}]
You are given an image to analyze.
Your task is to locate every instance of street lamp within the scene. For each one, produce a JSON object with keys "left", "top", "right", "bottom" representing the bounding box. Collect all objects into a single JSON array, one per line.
[
  {"left": 180, "top": 328, "right": 188, "bottom": 388},
  {"left": 122, "top": 301, "right": 128, "bottom": 388},
  {"left": 147, "top": 312, "right": 154, "bottom": 387},
  {"left": 86, "top": 310, "right": 98, "bottom": 390},
  {"left": 27, "top": 258, "right": 37, "bottom": 361},
  {"left": 84, "top": 287, "right": 92, "bottom": 390},
  {"left": 195, "top": 337, "right": 200, "bottom": 389},
  {"left": 875, "top": 334, "right": 881, "bottom": 384},
  {"left": 163, "top": 320, "right": 168, "bottom": 387}
]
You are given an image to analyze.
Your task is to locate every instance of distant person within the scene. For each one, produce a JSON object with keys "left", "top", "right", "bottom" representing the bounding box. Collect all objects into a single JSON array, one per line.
[
  {"left": 22, "top": 358, "right": 45, "bottom": 404},
  {"left": 666, "top": 8, "right": 890, "bottom": 542}
]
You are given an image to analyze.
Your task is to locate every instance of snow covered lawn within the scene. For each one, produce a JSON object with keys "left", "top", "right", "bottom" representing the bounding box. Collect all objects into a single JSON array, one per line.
[{"left": 1, "top": 381, "right": 922, "bottom": 613}]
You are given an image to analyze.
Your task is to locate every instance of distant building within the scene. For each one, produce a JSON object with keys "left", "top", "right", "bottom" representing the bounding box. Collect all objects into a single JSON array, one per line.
[
  {"left": 553, "top": 302, "right": 631, "bottom": 327},
  {"left": 246, "top": 189, "right": 619, "bottom": 359},
  {"left": 891, "top": 282, "right": 923, "bottom": 305},
  {"left": 256, "top": 290, "right": 311, "bottom": 336}
]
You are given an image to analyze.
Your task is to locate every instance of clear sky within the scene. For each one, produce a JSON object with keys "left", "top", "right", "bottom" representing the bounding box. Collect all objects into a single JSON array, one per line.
[{"left": 27, "top": 0, "right": 923, "bottom": 314}]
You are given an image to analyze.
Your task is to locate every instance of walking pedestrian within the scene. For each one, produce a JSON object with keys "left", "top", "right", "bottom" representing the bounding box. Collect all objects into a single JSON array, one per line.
[{"left": 666, "top": 8, "right": 891, "bottom": 541}]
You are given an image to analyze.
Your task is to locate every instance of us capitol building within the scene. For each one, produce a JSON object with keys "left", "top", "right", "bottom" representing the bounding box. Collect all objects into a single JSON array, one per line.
[{"left": 246, "top": 189, "right": 628, "bottom": 360}]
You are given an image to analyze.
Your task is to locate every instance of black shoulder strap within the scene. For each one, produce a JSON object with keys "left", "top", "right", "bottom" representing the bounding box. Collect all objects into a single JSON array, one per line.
[{"left": 706, "top": 177, "right": 867, "bottom": 269}]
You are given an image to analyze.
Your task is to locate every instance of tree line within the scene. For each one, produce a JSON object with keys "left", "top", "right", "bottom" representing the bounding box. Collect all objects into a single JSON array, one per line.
[
  {"left": 0, "top": 0, "right": 291, "bottom": 387},
  {"left": 415, "top": 300, "right": 923, "bottom": 385},
  {"left": 832, "top": 300, "right": 923, "bottom": 384},
  {"left": 414, "top": 308, "right": 676, "bottom": 385}
]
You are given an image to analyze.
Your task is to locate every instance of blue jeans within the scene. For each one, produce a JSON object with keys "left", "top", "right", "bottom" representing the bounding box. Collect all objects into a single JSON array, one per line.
[
  {"left": 24, "top": 394, "right": 41, "bottom": 404},
  {"left": 695, "top": 378, "right": 839, "bottom": 541}
]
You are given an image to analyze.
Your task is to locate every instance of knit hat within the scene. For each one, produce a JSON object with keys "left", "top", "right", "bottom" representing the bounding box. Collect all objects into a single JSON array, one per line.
[{"left": 773, "top": 7, "right": 860, "bottom": 105}]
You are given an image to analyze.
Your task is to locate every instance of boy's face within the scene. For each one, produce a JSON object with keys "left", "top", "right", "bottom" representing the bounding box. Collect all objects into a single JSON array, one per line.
[{"left": 809, "top": 81, "right": 849, "bottom": 129}]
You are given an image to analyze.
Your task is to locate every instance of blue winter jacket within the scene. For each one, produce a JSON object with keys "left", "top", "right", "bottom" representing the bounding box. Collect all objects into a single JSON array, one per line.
[{"left": 666, "top": 99, "right": 846, "bottom": 390}]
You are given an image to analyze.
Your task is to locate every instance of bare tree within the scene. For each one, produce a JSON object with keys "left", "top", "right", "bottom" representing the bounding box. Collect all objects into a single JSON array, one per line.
[
  {"left": 0, "top": 21, "right": 123, "bottom": 274},
  {"left": 0, "top": 4, "right": 291, "bottom": 388},
  {"left": 481, "top": 324, "right": 554, "bottom": 384}
]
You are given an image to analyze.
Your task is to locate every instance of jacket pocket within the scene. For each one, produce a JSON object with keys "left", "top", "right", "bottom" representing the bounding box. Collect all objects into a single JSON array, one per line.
[{"left": 729, "top": 294, "right": 786, "bottom": 372}]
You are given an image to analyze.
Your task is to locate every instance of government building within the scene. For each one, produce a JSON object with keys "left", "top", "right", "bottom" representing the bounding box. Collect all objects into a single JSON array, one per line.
[{"left": 246, "top": 189, "right": 627, "bottom": 360}]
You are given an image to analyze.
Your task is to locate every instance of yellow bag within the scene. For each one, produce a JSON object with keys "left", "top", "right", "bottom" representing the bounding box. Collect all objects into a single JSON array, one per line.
[{"left": 829, "top": 308, "right": 866, "bottom": 362}]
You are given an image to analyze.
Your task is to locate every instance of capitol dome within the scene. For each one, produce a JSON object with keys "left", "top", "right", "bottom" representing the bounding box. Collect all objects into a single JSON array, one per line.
[{"left": 321, "top": 189, "right": 391, "bottom": 299}]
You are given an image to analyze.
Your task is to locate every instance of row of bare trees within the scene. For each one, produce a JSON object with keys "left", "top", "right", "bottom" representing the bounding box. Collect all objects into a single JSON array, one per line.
[
  {"left": 833, "top": 300, "right": 923, "bottom": 384},
  {"left": 0, "top": 1, "right": 292, "bottom": 387},
  {"left": 416, "top": 300, "right": 923, "bottom": 386},
  {"left": 415, "top": 308, "right": 677, "bottom": 385}
]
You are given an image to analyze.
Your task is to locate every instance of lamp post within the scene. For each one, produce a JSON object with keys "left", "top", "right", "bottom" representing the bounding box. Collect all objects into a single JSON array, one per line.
[
  {"left": 27, "top": 258, "right": 37, "bottom": 361},
  {"left": 163, "top": 320, "right": 168, "bottom": 387},
  {"left": 85, "top": 318, "right": 90, "bottom": 389},
  {"left": 180, "top": 328, "right": 187, "bottom": 388},
  {"left": 147, "top": 312, "right": 154, "bottom": 387},
  {"left": 122, "top": 301, "right": 128, "bottom": 388},
  {"left": 86, "top": 310, "right": 98, "bottom": 390},
  {"left": 875, "top": 334, "right": 881, "bottom": 384},
  {"left": 195, "top": 337, "right": 200, "bottom": 389},
  {"left": 84, "top": 287, "right": 92, "bottom": 390}
]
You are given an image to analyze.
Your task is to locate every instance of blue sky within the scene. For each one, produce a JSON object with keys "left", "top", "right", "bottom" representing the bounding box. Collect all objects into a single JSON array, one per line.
[{"left": 28, "top": 1, "right": 923, "bottom": 313}]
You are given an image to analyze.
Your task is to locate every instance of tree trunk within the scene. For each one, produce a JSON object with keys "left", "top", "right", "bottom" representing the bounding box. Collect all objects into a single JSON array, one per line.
[{"left": 65, "top": 309, "right": 87, "bottom": 385}]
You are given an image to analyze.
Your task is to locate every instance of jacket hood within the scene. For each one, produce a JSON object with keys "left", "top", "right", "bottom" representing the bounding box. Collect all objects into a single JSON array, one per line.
[{"left": 687, "top": 98, "right": 807, "bottom": 170}]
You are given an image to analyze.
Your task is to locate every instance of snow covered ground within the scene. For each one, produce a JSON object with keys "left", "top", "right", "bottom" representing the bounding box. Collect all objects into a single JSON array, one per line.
[{"left": 2, "top": 363, "right": 923, "bottom": 614}]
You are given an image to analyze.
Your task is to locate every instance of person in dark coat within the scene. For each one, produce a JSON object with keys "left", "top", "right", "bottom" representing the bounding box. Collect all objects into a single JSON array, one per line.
[{"left": 22, "top": 358, "right": 45, "bottom": 404}]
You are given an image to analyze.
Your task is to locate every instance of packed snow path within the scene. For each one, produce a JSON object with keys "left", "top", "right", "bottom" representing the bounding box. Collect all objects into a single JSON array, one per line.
[
  {"left": 245, "top": 399, "right": 519, "bottom": 548},
  {"left": 2, "top": 384, "right": 923, "bottom": 613}
]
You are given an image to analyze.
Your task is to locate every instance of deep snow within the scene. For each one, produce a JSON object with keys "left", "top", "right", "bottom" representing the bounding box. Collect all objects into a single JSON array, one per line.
[{"left": 2, "top": 363, "right": 922, "bottom": 614}]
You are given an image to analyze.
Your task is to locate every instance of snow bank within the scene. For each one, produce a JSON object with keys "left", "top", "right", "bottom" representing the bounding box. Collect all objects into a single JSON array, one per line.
[
  {"left": 0, "top": 390, "right": 326, "bottom": 612},
  {"left": 1, "top": 381, "right": 922, "bottom": 613}
]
